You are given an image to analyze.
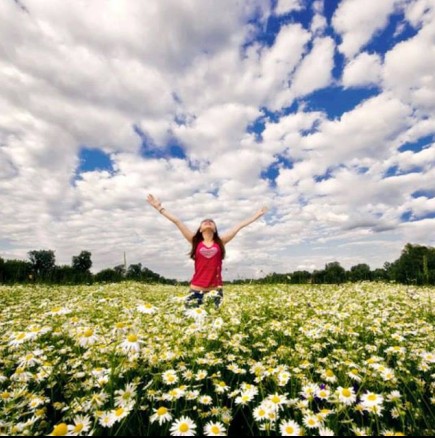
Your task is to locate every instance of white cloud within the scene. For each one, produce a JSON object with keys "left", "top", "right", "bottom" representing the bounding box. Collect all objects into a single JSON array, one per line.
[
  {"left": 291, "top": 37, "right": 335, "bottom": 97},
  {"left": 342, "top": 52, "right": 383, "bottom": 88},
  {"left": 275, "top": 0, "right": 304, "bottom": 16},
  {"left": 383, "top": 6, "right": 435, "bottom": 114},
  {"left": 333, "top": 0, "right": 401, "bottom": 58},
  {"left": 0, "top": 0, "right": 434, "bottom": 282}
]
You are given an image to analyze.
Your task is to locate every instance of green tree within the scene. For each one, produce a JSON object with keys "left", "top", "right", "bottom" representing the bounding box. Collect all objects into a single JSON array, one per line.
[
  {"left": 324, "top": 262, "right": 346, "bottom": 284},
  {"left": 72, "top": 251, "right": 92, "bottom": 273},
  {"left": 349, "top": 263, "right": 372, "bottom": 282},
  {"left": 28, "top": 250, "right": 56, "bottom": 282}
]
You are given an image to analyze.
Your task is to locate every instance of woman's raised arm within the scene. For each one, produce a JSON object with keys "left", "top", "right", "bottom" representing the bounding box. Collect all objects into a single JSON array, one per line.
[
  {"left": 147, "top": 194, "right": 195, "bottom": 243},
  {"left": 221, "top": 206, "right": 268, "bottom": 245}
]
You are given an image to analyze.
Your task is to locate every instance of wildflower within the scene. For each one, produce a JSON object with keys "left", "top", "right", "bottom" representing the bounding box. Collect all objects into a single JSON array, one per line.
[
  {"left": 162, "top": 370, "right": 179, "bottom": 385},
  {"left": 347, "top": 368, "right": 362, "bottom": 382},
  {"left": 360, "top": 392, "right": 384, "bottom": 408},
  {"left": 214, "top": 380, "right": 229, "bottom": 394},
  {"left": 8, "top": 332, "right": 30, "bottom": 347},
  {"left": 150, "top": 406, "right": 173, "bottom": 425},
  {"left": 137, "top": 303, "right": 157, "bottom": 314},
  {"left": 322, "top": 369, "right": 337, "bottom": 383},
  {"left": 267, "top": 392, "right": 289, "bottom": 410},
  {"left": 195, "top": 369, "right": 208, "bottom": 380},
  {"left": 186, "top": 307, "right": 208, "bottom": 320},
  {"left": 319, "top": 426, "right": 335, "bottom": 436},
  {"left": 336, "top": 386, "right": 356, "bottom": 405},
  {"left": 50, "top": 423, "right": 68, "bottom": 436},
  {"left": 303, "top": 413, "right": 321, "bottom": 429},
  {"left": 170, "top": 416, "right": 197, "bottom": 436},
  {"left": 315, "top": 387, "right": 331, "bottom": 400},
  {"left": 120, "top": 333, "right": 142, "bottom": 353},
  {"left": 204, "top": 421, "right": 227, "bottom": 436},
  {"left": 114, "top": 383, "right": 137, "bottom": 407},
  {"left": 99, "top": 411, "right": 115, "bottom": 428},
  {"left": 279, "top": 419, "right": 302, "bottom": 436},
  {"left": 387, "top": 390, "right": 401, "bottom": 402},
  {"left": 235, "top": 391, "right": 255, "bottom": 406},
  {"left": 111, "top": 405, "right": 131, "bottom": 423},
  {"left": 253, "top": 404, "right": 269, "bottom": 422},
  {"left": 77, "top": 328, "right": 99, "bottom": 347},
  {"left": 67, "top": 415, "right": 92, "bottom": 436},
  {"left": 300, "top": 383, "right": 320, "bottom": 400},
  {"left": 199, "top": 395, "right": 213, "bottom": 405}
]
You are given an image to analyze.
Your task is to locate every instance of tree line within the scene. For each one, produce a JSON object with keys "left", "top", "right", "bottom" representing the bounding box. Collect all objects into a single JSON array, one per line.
[
  {"left": 0, "top": 243, "right": 434, "bottom": 286},
  {"left": 241, "top": 243, "right": 435, "bottom": 285},
  {"left": 0, "top": 250, "right": 176, "bottom": 285}
]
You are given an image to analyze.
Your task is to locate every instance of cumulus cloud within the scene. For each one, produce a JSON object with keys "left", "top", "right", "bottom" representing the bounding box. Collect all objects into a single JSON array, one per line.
[
  {"left": 342, "top": 52, "right": 383, "bottom": 88},
  {"left": 0, "top": 0, "right": 434, "bottom": 280},
  {"left": 332, "top": 0, "right": 402, "bottom": 58}
]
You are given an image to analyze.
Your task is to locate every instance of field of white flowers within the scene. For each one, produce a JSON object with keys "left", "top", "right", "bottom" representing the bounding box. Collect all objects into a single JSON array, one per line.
[{"left": 0, "top": 282, "right": 434, "bottom": 436}]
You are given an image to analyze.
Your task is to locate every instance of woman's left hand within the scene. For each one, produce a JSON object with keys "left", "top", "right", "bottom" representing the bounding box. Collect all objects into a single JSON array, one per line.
[{"left": 256, "top": 206, "right": 268, "bottom": 218}]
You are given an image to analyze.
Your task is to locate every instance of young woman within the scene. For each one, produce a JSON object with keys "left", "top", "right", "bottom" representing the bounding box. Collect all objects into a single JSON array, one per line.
[{"left": 147, "top": 194, "right": 267, "bottom": 307}]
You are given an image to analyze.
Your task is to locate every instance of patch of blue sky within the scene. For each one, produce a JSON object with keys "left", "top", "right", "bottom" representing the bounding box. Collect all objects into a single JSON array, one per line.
[
  {"left": 384, "top": 165, "right": 424, "bottom": 178},
  {"left": 363, "top": 11, "right": 419, "bottom": 56},
  {"left": 134, "top": 125, "right": 187, "bottom": 161},
  {"left": 300, "top": 86, "right": 380, "bottom": 120},
  {"left": 314, "top": 167, "right": 334, "bottom": 183},
  {"left": 76, "top": 147, "right": 114, "bottom": 173},
  {"left": 412, "top": 189, "right": 435, "bottom": 199},
  {"left": 401, "top": 210, "right": 435, "bottom": 222},
  {"left": 244, "top": 1, "right": 313, "bottom": 51},
  {"left": 261, "top": 154, "right": 293, "bottom": 188},
  {"left": 398, "top": 134, "right": 434, "bottom": 153}
]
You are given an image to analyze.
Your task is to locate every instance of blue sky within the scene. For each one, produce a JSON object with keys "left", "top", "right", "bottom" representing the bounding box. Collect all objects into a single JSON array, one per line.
[{"left": 1, "top": 0, "right": 434, "bottom": 280}]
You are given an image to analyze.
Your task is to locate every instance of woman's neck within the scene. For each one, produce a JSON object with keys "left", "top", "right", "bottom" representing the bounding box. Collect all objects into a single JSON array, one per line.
[{"left": 202, "top": 230, "right": 214, "bottom": 243}]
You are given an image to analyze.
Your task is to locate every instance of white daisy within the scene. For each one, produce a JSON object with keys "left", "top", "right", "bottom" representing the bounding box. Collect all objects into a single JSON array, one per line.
[
  {"left": 170, "top": 416, "right": 197, "bottom": 436},
  {"left": 204, "top": 421, "right": 227, "bottom": 436},
  {"left": 150, "top": 406, "right": 173, "bottom": 425},
  {"left": 279, "top": 419, "right": 301, "bottom": 436}
]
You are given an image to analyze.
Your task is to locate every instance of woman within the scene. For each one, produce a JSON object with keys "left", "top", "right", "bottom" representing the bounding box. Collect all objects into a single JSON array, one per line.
[{"left": 147, "top": 194, "right": 267, "bottom": 307}]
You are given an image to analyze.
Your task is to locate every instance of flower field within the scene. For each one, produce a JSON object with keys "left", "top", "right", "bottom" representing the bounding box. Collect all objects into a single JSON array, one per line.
[{"left": 0, "top": 282, "right": 434, "bottom": 436}]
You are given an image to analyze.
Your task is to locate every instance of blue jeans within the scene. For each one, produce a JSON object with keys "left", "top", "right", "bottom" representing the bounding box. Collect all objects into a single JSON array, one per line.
[{"left": 185, "top": 288, "right": 223, "bottom": 308}]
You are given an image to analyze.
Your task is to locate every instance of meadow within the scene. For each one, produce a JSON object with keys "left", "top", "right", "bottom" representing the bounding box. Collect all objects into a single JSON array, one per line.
[{"left": 0, "top": 282, "right": 433, "bottom": 436}]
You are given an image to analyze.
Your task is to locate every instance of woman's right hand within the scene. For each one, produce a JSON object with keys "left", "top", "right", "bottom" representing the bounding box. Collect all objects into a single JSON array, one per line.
[{"left": 147, "top": 194, "right": 161, "bottom": 210}]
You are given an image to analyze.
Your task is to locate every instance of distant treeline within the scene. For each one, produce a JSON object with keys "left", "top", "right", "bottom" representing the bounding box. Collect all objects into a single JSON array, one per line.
[
  {"left": 0, "top": 250, "right": 177, "bottom": 285},
  {"left": 1, "top": 243, "right": 434, "bottom": 286}
]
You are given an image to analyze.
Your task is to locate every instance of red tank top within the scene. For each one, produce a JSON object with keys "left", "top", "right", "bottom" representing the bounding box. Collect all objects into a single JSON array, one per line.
[{"left": 190, "top": 241, "right": 223, "bottom": 288}]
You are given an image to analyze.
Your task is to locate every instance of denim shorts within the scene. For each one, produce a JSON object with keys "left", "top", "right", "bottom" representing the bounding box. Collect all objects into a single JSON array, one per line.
[{"left": 185, "top": 288, "right": 223, "bottom": 308}]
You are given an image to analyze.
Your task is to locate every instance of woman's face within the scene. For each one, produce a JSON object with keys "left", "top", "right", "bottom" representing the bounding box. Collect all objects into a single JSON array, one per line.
[{"left": 200, "top": 219, "right": 216, "bottom": 233}]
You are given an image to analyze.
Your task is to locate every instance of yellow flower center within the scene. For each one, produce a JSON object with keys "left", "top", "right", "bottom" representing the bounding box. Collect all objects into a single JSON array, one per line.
[
  {"left": 17, "top": 333, "right": 26, "bottom": 340},
  {"left": 342, "top": 388, "right": 351, "bottom": 397},
  {"left": 211, "top": 426, "right": 221, "bottom": 434},
  {"left": 326, "top": 369, "right": 334, "bottom": 377},
  {"left": 73, "top": 424, "right": 84, "bottom": 433},
  {"left": 52, "top": 423, "right": 68, "bottom": 436},
  {"left": 180, "top": 423, "right": 189, "bottom": 433},
  {"left": 127, "top": 334, "right": 138, "bottom": 343},
  {"left": 157, "top": 407, "right": 168, "bottom": 416},
  {"left": 368, "top": 394, "right": 377, "bottom": 401},
  {"left": 115, "top": 407, "right": 125, "bottom": 417},
  {"left": 286, "top": 426, "right": 295, "bottom": 434},
  {"left": 84, "top": 329, "right": 93, "bottom": 337},
  {"left": 116, "top": 322, "right": 126, "bottom": 329},
  {"left": 271, "top": 395, "right": 280, "bottom": 403}
]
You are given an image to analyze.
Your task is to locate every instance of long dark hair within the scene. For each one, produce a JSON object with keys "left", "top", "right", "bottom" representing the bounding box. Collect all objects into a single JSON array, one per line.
[{"left": 190, "top": 222, "right": 226, "bottom": 260}]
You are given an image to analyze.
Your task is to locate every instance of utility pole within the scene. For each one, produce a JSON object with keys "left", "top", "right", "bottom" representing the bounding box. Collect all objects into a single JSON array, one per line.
[{"left": 423, "top": 254, "right": 429, "bottom": 285}]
